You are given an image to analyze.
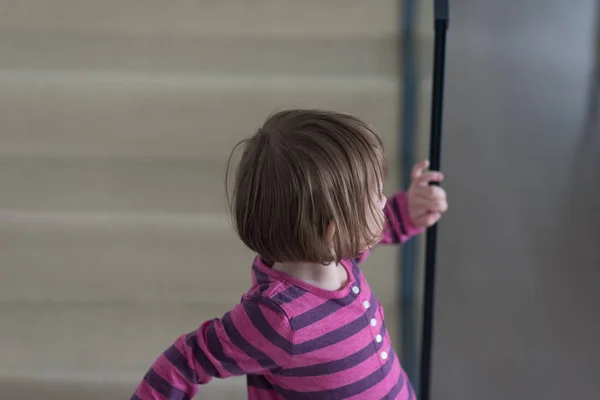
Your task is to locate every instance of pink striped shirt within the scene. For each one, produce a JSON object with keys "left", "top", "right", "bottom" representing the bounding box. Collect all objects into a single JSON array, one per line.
[{"left": 132, "top": 192, "right": 421, "bottom": 399}]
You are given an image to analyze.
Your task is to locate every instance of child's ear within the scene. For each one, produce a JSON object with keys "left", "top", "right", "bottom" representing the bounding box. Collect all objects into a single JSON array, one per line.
[{"left": 325, "top": 222, "right": 336, "bottom": 249}]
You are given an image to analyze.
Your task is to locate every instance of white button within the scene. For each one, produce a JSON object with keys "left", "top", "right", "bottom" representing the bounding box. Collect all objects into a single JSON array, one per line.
[
  {"left": 381, "top": 351, "right": 388, "bottom": 360},
  {"left": 370, "top": 318, "right": 377, "bottom": 327},
  {"left": 352, "top": 286, "right": 360, "bottom": 295},
  {"left": 363, "top": 300, "right": 370, "bottom": 309},
  {"left": 375, "top": 334, "right": 383, "bottom": 343}
]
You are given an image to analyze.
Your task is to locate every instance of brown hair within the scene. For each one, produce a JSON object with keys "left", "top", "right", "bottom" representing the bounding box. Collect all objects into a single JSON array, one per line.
[{"left": 226, "top": 109, "right": 387, "bottom": 264}]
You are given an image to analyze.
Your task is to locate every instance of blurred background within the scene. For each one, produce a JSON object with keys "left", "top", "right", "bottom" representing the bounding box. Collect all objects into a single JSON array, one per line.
[{"left": 0, "top": 1, "right": 598, "bottom": 399}]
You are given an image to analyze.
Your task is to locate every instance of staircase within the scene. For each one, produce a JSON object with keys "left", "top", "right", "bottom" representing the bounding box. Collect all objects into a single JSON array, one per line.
[{"left": 0, "top": 1, "right": 432, "bottom": 398}]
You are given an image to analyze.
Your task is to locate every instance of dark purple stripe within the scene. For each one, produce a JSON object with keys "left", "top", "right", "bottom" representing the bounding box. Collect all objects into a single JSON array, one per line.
[
  {"left": 276, "top": 351, "right": 396, "bottom": 400},
  {"left": 130, "top": 395, "right": 141, "bottom": 400},
  {"left": 384, "top": 204, "right": 400, "bottom": 243},
  {"left": 164, "top": 345, "right": 197, "bottom": 384},
  {"left": 185, "top": 332, "right": 220, "bottom": 378},
  {"left": 247, "top": 374, "right": 275, "bottom": 390},
  {"left": 222, "top": 311, "right": 281, "bottom": 371},
  {"left": 252, "top": 264, "right": 270, "bottom": 285},
  {"left": 390, "top": 196, "right": 407, "bottom": 236},
  {"left": 257, "top": 283, "right": 271, "bottom": 294},
  {"left": 206, "top": 321, "right": 246, "bottom": 375},
  {"left": 250, "top": 294, "right": 290, "bottom": 314},
  {"left": 351, "top": 262, "right": 361, "bottom": 286},
  {"left": 144, "top": 368, "right": 190, "bottom": 400},
  {"left": 243, "top": 300, "right": 294, "bottom": 354},
  {"left": 294, "top": 292, "right": 377, "bottom": 354},
  {"left": 382, "top": 370, "right": 405, "bottom": 399},
  {"left": 407, "top": 380, "right": 416, "bottom": 400},
  {"left": 272, "top": 285, "right": 308, "bottom": 304},
  {"left": 281, "top": 323, "right": 386, "bottom": 377},
  {"left": 290, "top": 292, "right": 355, "bottom": 330}
]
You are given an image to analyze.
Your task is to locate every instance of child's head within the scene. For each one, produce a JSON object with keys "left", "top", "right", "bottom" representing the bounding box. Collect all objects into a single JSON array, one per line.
[{"left": 227, "top": 109, "right": 388, "bottom": 264}]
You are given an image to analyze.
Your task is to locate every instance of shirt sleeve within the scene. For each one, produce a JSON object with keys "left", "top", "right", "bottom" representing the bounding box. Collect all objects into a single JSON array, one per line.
[
  {"left": 379, "top": 191, "right": 423, "bottom": 245},
  {"left": 354, "top": 191, "right": 423, "bottom": 265},
  {"left": 131, "top": 298, "right": 294, "bottom": 399}
]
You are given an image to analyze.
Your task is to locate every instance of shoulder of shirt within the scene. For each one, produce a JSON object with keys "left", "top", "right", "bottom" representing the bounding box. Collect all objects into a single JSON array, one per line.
[{"left": 241, "top": 280, "right": 307, "bottom": 321}]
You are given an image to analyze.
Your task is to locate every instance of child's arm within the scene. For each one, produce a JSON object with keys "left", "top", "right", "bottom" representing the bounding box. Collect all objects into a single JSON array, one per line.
[
  {"left": 131, "top": 298, "right": 293, "bottom": 399},
  {"left": 378, "top": 191, "right": 424, "bottom": 245}
]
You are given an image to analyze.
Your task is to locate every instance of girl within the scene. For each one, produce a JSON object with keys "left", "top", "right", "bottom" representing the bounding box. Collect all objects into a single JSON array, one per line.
[{"left": 131, "top": 109, "right": 448, "bottom": 399}]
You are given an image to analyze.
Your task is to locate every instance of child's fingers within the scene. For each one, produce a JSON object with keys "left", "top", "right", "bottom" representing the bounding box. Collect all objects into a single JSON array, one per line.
[
  {"left": 413, "top": 212, "right": 441, "bottom": 228},
  {"left": 425, "top": 212, "right": 442, "bottom": 226},
  {"left": 411, "top": 196, "right": 448, "bottom": 214},
  {"left": 414, "top": 171, "right": 444, "bottom": 187},
  {"left": 411, "top": 160, "right": 430, "bottom": 181},
  {"left": 425, "top": 198, "right": 448, "bottom": 213},
  {"left": 413, "top": 185, "right": 447, "bottom": 200}
]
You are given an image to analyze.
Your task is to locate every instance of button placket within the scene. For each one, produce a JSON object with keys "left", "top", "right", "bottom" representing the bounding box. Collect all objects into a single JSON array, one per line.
[
  {"left": 357, "top": 287, "right": 387, "bottom": 363},
  {"left": 366, "top": 298, "right": 388, "bottom": 363}
]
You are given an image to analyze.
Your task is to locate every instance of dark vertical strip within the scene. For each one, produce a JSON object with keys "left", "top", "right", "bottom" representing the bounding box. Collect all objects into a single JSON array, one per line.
[
  {"left": 419, "top": 2, "right": 449, "bottom": 400},
  {"left": 399, "top": 0, "right": 419, "bottom": 386}
]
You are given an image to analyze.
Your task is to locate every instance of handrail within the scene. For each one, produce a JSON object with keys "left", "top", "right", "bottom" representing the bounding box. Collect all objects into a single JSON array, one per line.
[{"left": 419, "top": 1, "right": 449, "bottom": 399}]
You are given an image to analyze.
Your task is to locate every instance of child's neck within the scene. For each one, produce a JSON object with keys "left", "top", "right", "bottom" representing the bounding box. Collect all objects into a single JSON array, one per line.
[{"left": 272, "top": 260, "right": 349, "bottom": 291}]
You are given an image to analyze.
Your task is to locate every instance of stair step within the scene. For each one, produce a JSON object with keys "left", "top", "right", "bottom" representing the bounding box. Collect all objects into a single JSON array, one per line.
[
  {"left": 0, "top": 0, "right": 397, "bottom": 38},
  {"left": 0, "top": 157, "right": 230, "bottom": 214},
  {"left": 0, "top": 70, "right": 408, "bottom": 159},
  {"left": 0, "top": 156, "right": 402, "bottom": 214},
  {"left": 1, "top": 32, "right": 398, "bottom": 77},
  {"left": 1, "top": 211, "right": 255, "bottom": 303}
]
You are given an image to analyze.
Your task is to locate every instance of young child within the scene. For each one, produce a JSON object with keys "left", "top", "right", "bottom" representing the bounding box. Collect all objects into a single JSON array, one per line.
[{"left": 131, "top": 109, "right": 448, "bottom": 399}]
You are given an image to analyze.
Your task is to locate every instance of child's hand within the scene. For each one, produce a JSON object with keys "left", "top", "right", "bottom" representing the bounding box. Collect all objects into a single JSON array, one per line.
[{"left": 407, "top": 160, "right": 448, "bottom": 228}]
